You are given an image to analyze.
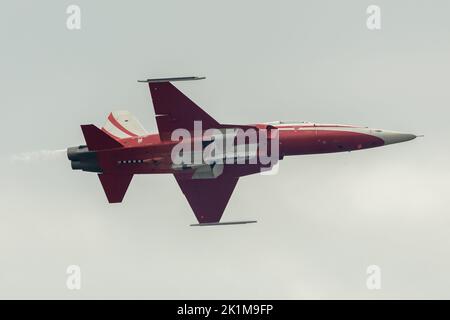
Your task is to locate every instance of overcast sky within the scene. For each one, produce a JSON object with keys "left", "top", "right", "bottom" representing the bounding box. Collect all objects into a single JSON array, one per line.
[{"left": 1, "top": 0, "right": 449, "bottom": 299}]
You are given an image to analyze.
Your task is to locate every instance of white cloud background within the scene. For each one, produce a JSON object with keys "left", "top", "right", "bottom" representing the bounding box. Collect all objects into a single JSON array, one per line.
[{"left": 0, "top": 0, "right": 449, "bottom": 298}]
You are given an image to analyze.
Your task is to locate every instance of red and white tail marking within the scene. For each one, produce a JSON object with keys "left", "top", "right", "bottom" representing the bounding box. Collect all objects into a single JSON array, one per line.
[{"left": 102, "top": 111, "right": 148, "bottom": 139}]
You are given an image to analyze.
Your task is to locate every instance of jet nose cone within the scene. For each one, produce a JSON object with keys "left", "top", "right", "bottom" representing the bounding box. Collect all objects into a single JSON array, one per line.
[
  {"left": 394, "top": 133, "right": 417, "bottom": 144},
  {"left": 372, "top": 130, "right": 417, "bottom": 145}
]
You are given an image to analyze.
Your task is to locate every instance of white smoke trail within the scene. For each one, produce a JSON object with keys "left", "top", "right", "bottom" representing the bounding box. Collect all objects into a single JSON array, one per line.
[{"left": 10, "top": 149, "right": 67, "bottom": 163}]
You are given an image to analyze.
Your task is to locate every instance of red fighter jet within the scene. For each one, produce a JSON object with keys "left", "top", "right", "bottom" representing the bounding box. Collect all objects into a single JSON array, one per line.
[{"left": 68, "top": 77, "right": 417, "bottom": 226}]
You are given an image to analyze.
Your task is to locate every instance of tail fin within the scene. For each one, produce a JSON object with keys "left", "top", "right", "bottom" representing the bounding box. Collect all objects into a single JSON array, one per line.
[
  {"left": 102, "top": 111, "right": 148, "bottom": 139},
  {"left": 81, "top": 124, "right": 123, "bottom": 151},
  {"left": 98, "top": 173, "right": 133, "bottom": 203}
]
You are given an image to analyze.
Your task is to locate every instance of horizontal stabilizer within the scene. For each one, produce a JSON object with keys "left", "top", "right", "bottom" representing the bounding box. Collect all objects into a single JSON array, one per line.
[
  {"left": 190, "top": 220, "right": 257, "bottom": 227},
  {"left": 81, "top": 124, "right": 123, "bottom": 151},
  {"left": 98, "top": 173, "right": 133, "bottom": 203}
]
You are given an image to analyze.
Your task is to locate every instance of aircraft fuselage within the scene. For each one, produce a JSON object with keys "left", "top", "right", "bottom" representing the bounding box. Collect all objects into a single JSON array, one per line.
[{"left": 69, "top": 122, "right": 416, "bottom": 176}]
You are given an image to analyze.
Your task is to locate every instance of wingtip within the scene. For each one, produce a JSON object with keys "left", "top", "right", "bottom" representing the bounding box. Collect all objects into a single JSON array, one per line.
[
  {"left": 138, "top": 76, "right": 206, "bottom": 83},
  {"left": 190, "top": 220, "right": 257, "bottom": 227}
]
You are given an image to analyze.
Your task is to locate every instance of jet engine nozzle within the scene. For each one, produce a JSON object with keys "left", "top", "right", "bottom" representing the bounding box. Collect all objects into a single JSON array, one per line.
[
  {"left": 67, "top": 145, "right": 96, "bottom": 161},
  {"left": 67, "top": 145, "right": 102, "bottom": 172}
]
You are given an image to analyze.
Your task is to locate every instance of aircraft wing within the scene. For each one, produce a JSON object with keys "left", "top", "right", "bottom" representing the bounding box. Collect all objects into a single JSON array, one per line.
[
  {"left": 140, "top": 76, "right": 263, "bottom": 142},
  {"left": 140, "top": 77, "right": 220, "bottom": 141},
  {"left": 174, "top": 174, "right": 239, "bottom": 225}
]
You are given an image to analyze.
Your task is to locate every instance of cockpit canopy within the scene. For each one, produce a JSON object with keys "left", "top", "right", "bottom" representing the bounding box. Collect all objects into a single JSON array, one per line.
[{"left": 263, "top": 120, "right": 313, "bottom": 125}]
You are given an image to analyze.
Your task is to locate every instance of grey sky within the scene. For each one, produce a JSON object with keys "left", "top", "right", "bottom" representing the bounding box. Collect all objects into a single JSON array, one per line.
[{"left": 0, "top": 0, "right": 449, "bottom": 298}]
